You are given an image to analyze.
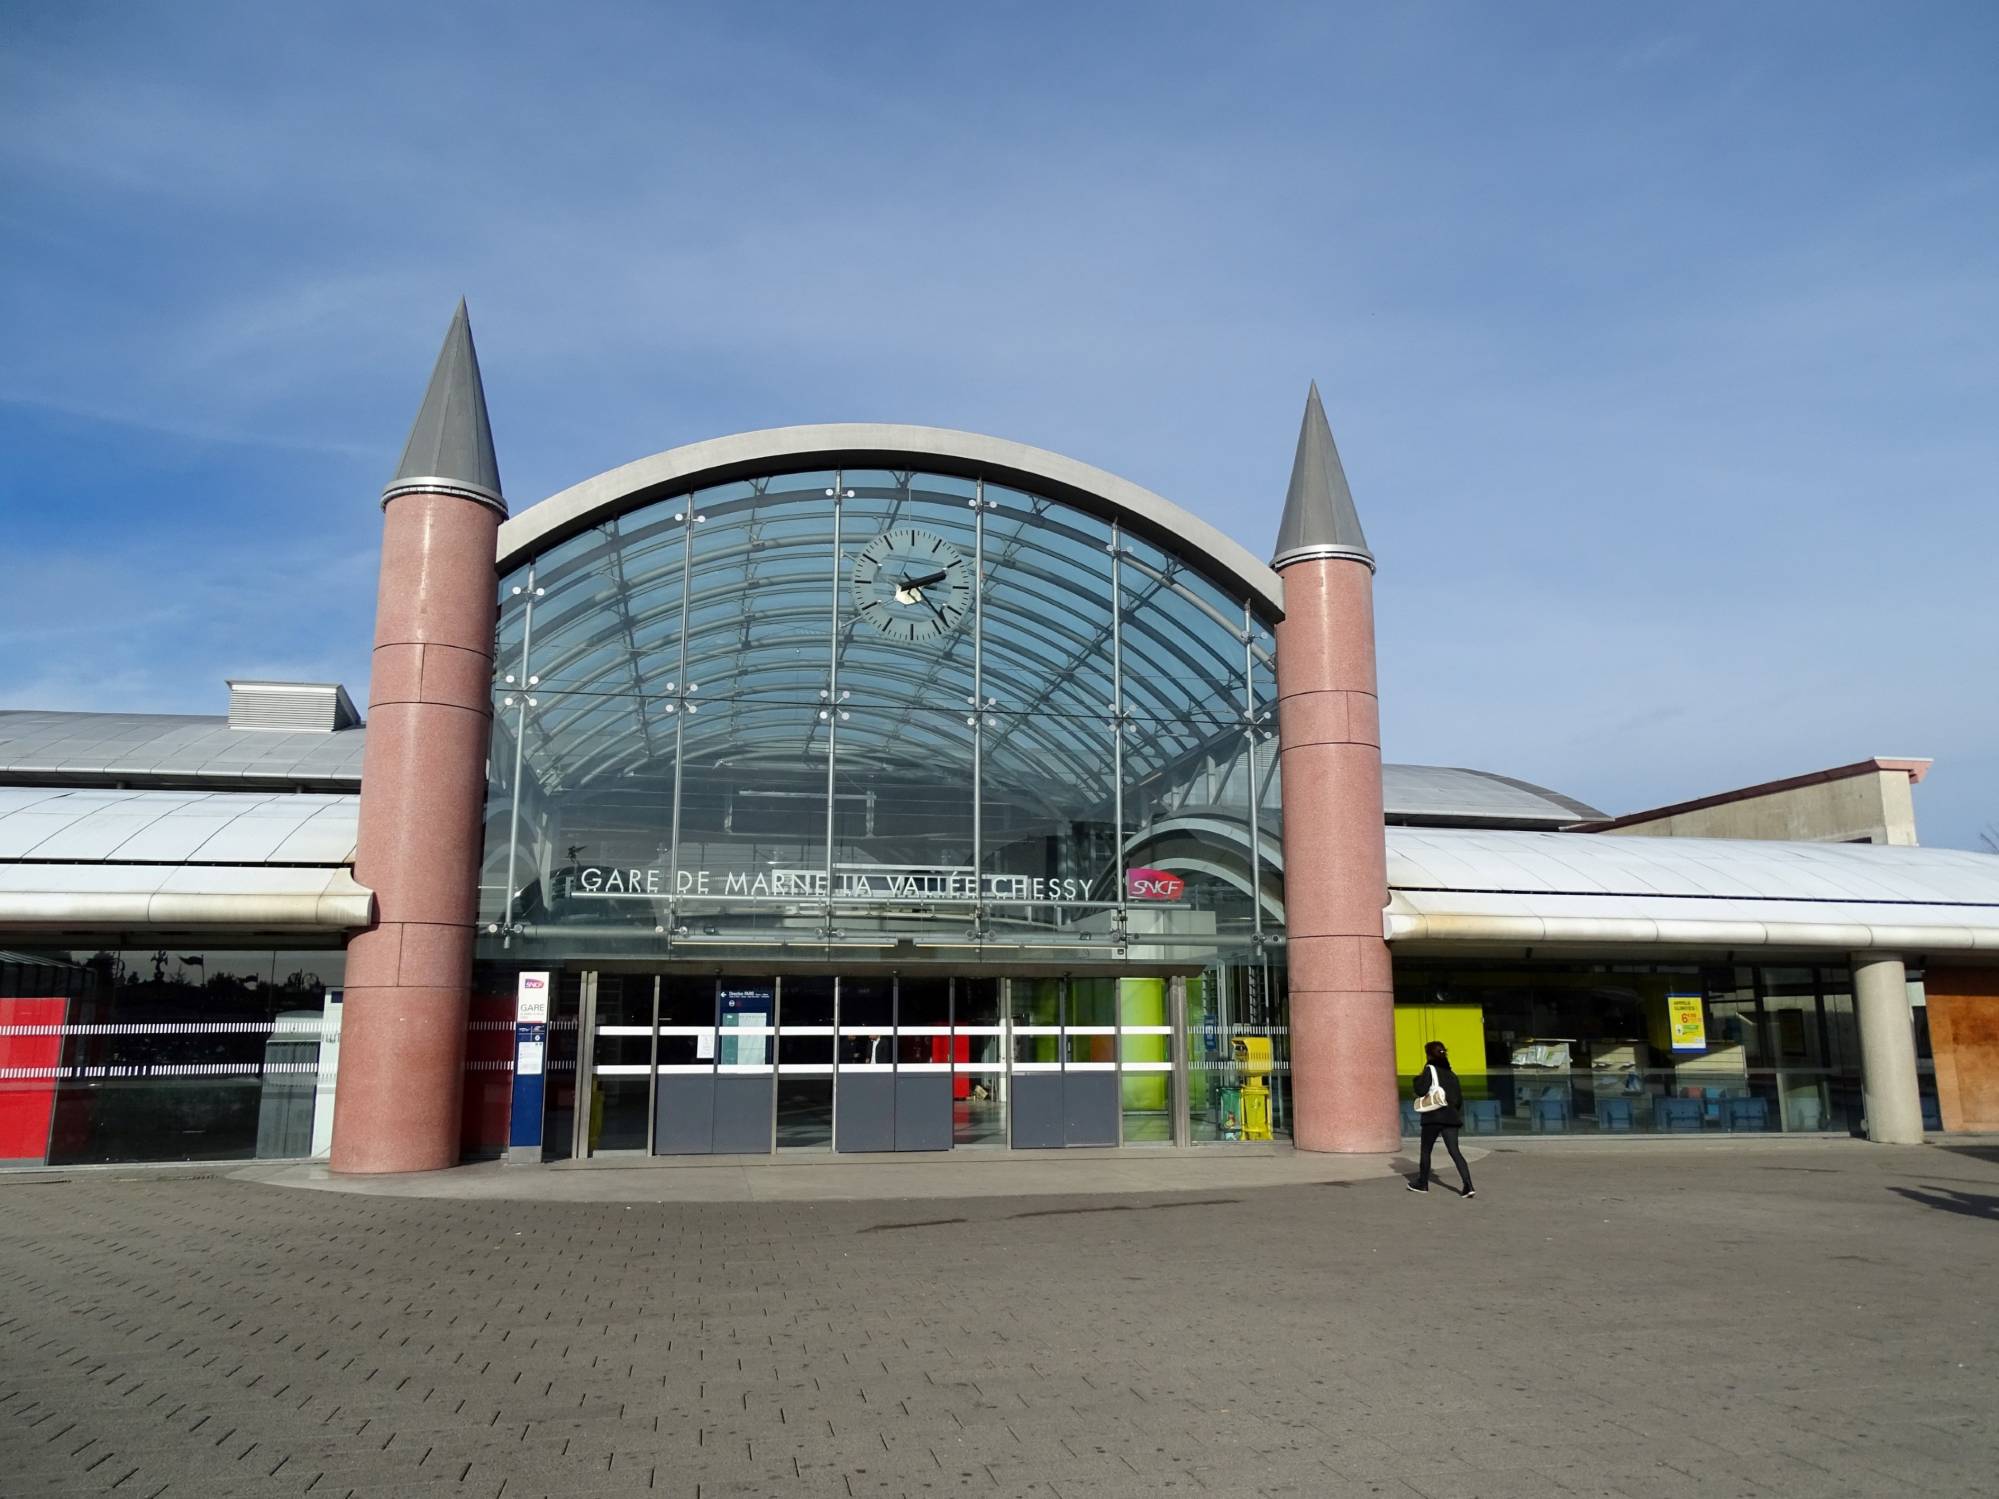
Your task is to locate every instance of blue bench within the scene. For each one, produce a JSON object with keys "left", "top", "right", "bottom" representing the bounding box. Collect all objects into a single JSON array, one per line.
[
  {"left": 1654, "top": 1097, "right": 1703, "bottom": 1132},
  {"left": 1723, "top": 1097, "right": 1770, "bottom": 1132}
]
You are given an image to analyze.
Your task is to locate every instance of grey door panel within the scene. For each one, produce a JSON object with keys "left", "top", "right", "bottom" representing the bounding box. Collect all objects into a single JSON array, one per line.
[
  {"left": 1064, "top": 1071, "right": 1119, "bottom": 1147},
  {"left": 1011, "top": 1073, "right": 1066, "bottom": 1149},
  {"left": 894, "top": 1073, "right": 951, "bottom": 1152},
  {"left": 654, "top": 1076, "right": 716, "bottom": 1155},
  {"left": 713, "top": 1075, "right": 774, "bottom": 1154},
  {"left": 835, "top": 1074, "right": 896, "bottom": 1153}
]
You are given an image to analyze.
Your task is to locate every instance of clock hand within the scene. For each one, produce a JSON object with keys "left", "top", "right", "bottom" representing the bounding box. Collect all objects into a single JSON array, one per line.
[
  {"left": 925, "top": 597, "right": 950, "bottom": 628},
  {"left": 901, "top": 568, "right": 950, "bottom": 592}
]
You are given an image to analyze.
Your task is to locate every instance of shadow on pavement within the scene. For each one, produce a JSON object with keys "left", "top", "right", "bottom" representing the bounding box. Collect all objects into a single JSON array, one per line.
[
  {"left": 1889, "top": 1184, "right": 1999, "bottom": 1221},
  {"left": 1940, "top": 1145, "right": 1999, "bottom": 1168}
]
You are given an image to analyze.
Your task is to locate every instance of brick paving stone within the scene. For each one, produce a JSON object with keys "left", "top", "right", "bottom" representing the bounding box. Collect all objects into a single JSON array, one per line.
[{"left": 1, "top": 1140, "right": 1998, "bottom": 1496}]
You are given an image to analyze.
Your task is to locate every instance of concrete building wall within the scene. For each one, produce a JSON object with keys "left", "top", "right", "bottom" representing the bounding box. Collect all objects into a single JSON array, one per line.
[{"left": 1597, "top": 763, "right": 1923, "bottom": 846}]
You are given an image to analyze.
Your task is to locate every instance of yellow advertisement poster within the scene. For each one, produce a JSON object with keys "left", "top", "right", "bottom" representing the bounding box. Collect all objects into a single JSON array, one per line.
[{"left": 1668, "top": 993, "right": 1707, "bottom": 1052}]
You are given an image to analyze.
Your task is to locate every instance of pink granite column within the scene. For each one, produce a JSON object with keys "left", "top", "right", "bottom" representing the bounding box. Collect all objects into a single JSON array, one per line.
[
  {"left": 330, "top": 491, "right": 499, "bottom": 1173},
  {"left": 1274, "top": 558, "right": 1400, "bottom": 1153}
]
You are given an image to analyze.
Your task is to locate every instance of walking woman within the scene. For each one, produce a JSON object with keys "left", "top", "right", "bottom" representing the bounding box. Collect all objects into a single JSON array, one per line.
[{"left": 1409, "top": 1040, "right": 1476, "bottom": 1197}]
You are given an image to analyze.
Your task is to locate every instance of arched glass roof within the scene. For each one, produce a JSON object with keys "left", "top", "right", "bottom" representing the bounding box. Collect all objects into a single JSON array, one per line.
[
  {"left": 484, "top": 433, "right": 1280, "bottom": 960},
  {"left": 495, "top": 438, "right": 1279, "bottom": 811}
]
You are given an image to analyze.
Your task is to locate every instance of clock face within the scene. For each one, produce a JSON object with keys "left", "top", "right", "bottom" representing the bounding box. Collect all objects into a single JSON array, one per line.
[{"left": 851, "top": 527, "right": 972, "bottom": 642}]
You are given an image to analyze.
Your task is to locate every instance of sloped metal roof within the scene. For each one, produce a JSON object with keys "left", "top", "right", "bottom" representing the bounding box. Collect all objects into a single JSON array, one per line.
[
  {"left": 0, "top": 711, "right": 365, "bottom": 787},
  {"left": 1381, "top": 765, "right": 1603, "bottom": 826}
]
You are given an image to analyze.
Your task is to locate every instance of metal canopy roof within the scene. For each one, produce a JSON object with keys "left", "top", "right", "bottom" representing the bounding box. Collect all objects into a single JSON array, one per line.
[
  {"left": 1386, "top": 827, "right": 1999, "bottom": 953},
  {"left": 0, "top": 788, "right": 369, "bottom": 931},
  {"left": 0, "top": 788, "right": 359, "bottom": 863},
  {"left": 4, "top": 784, "right": 1992, "bottom": 950}
]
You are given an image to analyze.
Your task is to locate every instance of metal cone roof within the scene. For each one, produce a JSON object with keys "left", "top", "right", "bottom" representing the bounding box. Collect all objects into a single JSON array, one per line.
[
  {"left": 382, "top": 299, "right": 505, "bottom": 514},
  {"left": 1271, "top": 381, "right": 1371, "bottom": 570}
]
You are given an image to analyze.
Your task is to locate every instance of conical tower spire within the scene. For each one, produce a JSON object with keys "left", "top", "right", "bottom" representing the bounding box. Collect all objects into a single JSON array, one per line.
[
  {"left": 1271, "top": 381, "right": 1370, "bottom": 571},
  {"left": 382, "top": 299, "right": 505, "bottom": 515}
]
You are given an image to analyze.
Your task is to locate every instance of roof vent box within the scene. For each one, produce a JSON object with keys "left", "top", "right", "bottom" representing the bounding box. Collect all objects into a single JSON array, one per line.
[{"left": 226, "top": 681, "right": 361, "bottom": 733}]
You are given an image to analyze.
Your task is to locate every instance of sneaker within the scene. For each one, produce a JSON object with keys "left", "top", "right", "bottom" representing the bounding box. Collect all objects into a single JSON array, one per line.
[
  {"left": 1406, "top": 1182, "right": 1428, "bottom": 1193},
  {"left": 1461, "top": 1188, "right": 1477, "bottom": 1199}
]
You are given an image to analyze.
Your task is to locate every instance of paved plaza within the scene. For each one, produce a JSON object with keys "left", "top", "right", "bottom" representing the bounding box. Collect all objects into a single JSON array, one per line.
[{"left": 2, "top": 1140, "right": 1997, "bottom": 1499}]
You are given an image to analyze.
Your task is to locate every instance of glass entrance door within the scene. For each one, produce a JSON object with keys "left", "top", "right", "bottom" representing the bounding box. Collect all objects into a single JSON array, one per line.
[
  {"left": 589, "top": 973, "right": 654, "bottom": 1152},
  {"left": 1009, "top": 977, "right": 1118, "bottom": 1149}
]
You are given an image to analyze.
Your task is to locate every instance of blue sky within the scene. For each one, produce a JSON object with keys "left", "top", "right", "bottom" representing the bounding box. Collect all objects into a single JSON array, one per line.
[{"left": 2, "top": 1, "right": 1994, "bottom": 848}]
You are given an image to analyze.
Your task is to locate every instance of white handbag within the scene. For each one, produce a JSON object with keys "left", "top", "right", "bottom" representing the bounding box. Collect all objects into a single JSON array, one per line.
[{"left": 1414, "top": 1064, "right": 1449, "bottom": 1114}]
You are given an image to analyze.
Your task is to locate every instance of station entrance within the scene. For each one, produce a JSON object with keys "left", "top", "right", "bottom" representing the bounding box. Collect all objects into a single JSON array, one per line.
[{"left": 539, "top": 972, "right": 1188, "bottom": 1158}]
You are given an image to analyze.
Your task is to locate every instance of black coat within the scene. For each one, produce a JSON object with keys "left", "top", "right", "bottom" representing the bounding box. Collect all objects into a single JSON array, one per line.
[{"left": 1412, "top": 1060, "right": 1464, "bottom": 1129}]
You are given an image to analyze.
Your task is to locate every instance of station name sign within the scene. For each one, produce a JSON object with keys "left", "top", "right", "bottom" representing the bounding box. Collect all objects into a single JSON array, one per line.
[{"left": 569, "top": 863, "right": 1183, "bottom": 905}]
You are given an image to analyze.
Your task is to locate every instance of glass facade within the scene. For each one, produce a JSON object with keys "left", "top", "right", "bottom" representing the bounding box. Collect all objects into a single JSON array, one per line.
[
  {"left": 1391, "top": 959, "right": 1872, "bottom": 1135},
  {"left": 479, "top": 466, "right": 1278, "bottom": 973},
  {"left": 469, "top": 463, "right": 1295, "bottom": 1153},
  {"left": 0, "top": 947, "right": 344, "bottom": 1166}
]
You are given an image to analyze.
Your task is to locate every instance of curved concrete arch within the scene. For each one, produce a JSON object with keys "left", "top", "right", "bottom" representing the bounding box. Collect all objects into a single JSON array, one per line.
[{"left": 498, "top": 424, "right": 1286, "bottom": 618}]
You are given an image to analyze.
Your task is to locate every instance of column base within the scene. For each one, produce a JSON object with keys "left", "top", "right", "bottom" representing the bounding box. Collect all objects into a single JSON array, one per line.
[
  {"left": 328, "top": 983, "right": 470, "bottom": 1174},
  {"left": 1289, "top": 986, "right": 1401, "bottom": 1154}
]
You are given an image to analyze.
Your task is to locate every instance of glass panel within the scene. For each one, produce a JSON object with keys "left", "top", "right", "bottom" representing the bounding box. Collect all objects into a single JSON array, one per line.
[
  {"left": 953, "top": 978, "right": 1006, "bottom": 1146},
  {"left": 3, "top": 948, "right": 345, "bottom": 1167},
  {"left": 1391, "top": 960, "right": 1868, "bottom": 1136},
  {"left": 830, "top": 476, "right": 979, "bottom": 935},
  {"left": 591, "top": 973, "right": 653, "bottom": 1152},
  {"left": 669, "top": 477, "right": 833, "bottom": 955},
  {"left": 657, "top": 975, "right": 715, "bottom": 1066},
  {"left": 838, "top": 977, "right": 894, "bottom": 1067},
  {"left": 1118, "top": 532, "right": 1256, "bottom": 967},
  {"left": 1119, "top": 977, "right": 1171, "bottom": 1144},
  {"left": 1010, "top": 976, "right": 1062, "bottom": 1066},
  {"left": 897, "top": 975, "right": 951, "bottom": 1064},
  {"left": 1817, "top": 966, "right": 1864, "bottom": 1132},
  {"left": 979, "top": 494, "right": 1119, "bottom": 954},
  {"left": 1184, "top": 968, "right": 1225, "bottom": 1141},
  {"left": 543, "top": 970, "right": 584, "bottom": 1160},
  {"left": 776, "top": 976, "right": 834, "bottom": 1149},
  {"left": 1066, "top": 977, "right": 1117, "bottom": 1067}
]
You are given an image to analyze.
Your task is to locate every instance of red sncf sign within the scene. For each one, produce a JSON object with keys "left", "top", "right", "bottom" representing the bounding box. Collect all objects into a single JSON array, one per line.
[{"left": 1125, "top": 867, "right": 1185, "bottom": 901}]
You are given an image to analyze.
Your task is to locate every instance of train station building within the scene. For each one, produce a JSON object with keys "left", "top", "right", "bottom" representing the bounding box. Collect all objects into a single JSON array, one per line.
[{"left": 4, "top": 305, "right": 1997, "bottom": 1171}]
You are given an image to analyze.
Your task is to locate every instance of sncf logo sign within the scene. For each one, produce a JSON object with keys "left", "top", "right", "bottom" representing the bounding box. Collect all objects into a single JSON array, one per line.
[{"left": 1125, "top": 866, "right": 1185, "bottom": 902}]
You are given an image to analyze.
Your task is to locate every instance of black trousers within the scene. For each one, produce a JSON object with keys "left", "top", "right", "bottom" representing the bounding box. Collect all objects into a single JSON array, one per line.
[{"left": 1418, "top": 1123, "right": 1472, "bottom": 1190}]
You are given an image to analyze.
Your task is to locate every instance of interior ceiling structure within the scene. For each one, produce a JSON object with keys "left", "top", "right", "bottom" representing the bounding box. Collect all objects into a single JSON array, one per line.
[{"left": 502, "top": 464, "right": 1268, "bottom": 803}]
